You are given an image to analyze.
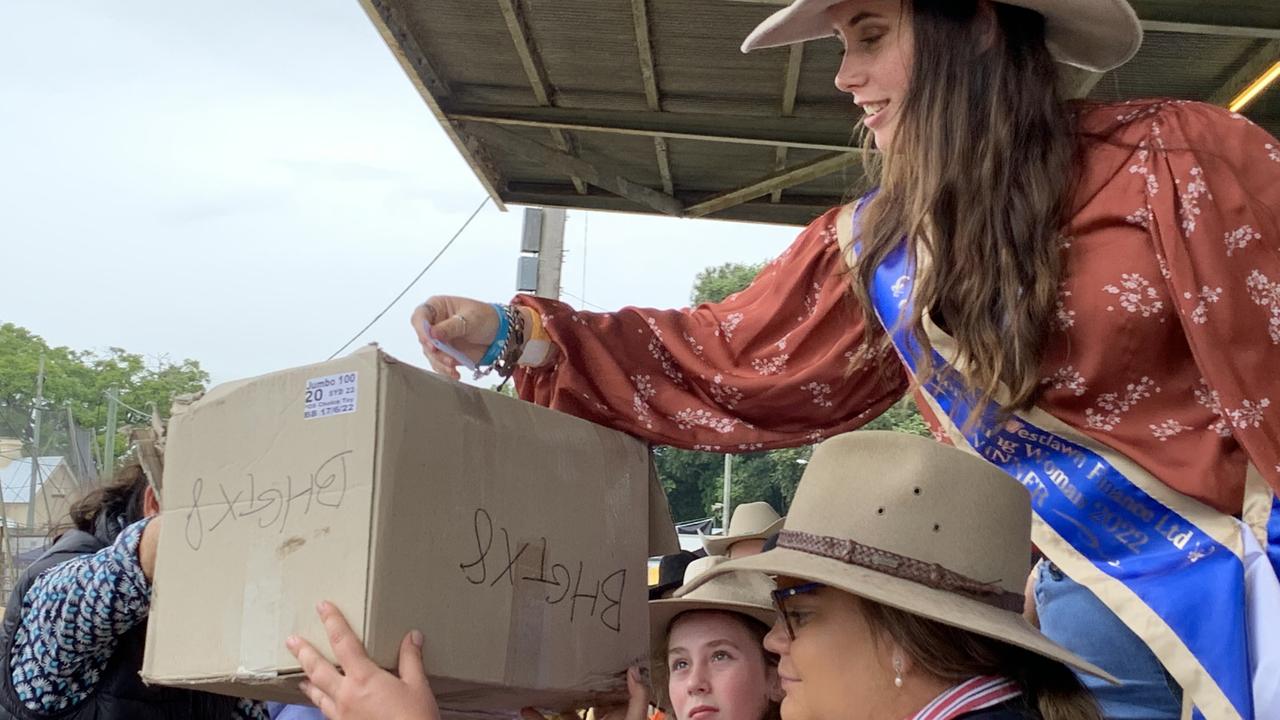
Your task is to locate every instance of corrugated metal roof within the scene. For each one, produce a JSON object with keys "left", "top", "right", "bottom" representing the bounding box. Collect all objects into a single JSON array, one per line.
[
  {"left": 0, "top": 457, "right": 64, "bottom": 504},
  {"left": 362, "top": 0, "right": 1280, "bottom": 225}
]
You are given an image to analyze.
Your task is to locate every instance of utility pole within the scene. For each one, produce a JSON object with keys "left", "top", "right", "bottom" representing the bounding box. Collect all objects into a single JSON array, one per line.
[
  {"left": 535, "top": 208, "right": 566, "bottom": 299},
  {"left": 102, "top": 387, "right": 119, "bottom": 480},
  {"left": 722, "top": 453, "right": 733, "bottom": 531},
  {"left": 515, "top": 208, "right": 567, "bottom": 301},
  {"left": 26, "top": 355, "right": 45, "bottom": 528}
]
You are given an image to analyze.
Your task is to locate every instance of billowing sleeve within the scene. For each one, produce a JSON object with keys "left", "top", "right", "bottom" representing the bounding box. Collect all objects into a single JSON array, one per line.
[
  {"left": 512, "top": 206, "right": 908, "bottom": 450},
  {"left": 1144, "top": 101, "right": 1280, "bottom": 490}
]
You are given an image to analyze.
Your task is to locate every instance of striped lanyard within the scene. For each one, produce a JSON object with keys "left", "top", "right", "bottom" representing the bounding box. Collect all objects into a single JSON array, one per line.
[{"left": 909, "top": 676, "right": 1023, "bottom": 720}]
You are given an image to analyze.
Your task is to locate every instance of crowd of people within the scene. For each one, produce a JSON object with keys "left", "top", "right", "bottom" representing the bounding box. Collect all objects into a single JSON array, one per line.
[{"left": 2, "top": 0, "right": 1278, "bottom": 718}]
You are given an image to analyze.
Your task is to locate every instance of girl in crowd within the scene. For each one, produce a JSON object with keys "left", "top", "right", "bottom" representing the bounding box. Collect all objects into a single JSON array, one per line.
[
  {"left": 413, "top": 0, "right": 1280, "bottom": 715},
  {"left": 0, "top": 461, "right": 267, "bottom": 720}
]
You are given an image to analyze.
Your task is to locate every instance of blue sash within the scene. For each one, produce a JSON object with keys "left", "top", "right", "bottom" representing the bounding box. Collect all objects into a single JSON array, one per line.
[{"left": 863, "top": 228, "right": 1253, "bottom": 718}]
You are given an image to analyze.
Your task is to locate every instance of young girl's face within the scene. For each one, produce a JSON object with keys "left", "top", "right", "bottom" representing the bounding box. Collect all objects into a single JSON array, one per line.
[{"left": 667, "top": 611, "right": 776, "bottom": 720}]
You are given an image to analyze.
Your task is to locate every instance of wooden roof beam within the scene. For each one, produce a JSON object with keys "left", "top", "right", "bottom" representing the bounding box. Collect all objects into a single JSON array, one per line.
[
  {"left": 496, "top": 0, "right": 588, "bottom": 195},
  {"left": 464, "top": 123, "right": 684, "bottom": 216},
  {"left": 1209, "top": 39, "right": 1280, "bottom": 106},
  {"left": 773, "top": 44, "right": 805, "bottom": 203},
  {"left": 445, "top": 104, "right": 859, "bottom": 153},
  {"left": 358, "top": 0, "right": 505, "bottom": 210},
  {"left": 1140, "top": 21, "right": 1280, "bottom": 40},
  {"left": 686, "top": 152, "right": 860, "bottom": 218},
  {"left": 630, "top": 0, "right": 675, "bottom": 195}
]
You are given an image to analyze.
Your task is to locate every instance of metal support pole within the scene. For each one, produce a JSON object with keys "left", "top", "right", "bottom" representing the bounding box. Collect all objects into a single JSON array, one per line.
[
  {"left": 722, "top": 453, "right": 733, "bottom": 532},
  {"left": 102, "top": 388, "right": 119, "bottom": 480},
  {"left": 535, "top": 208, "right": 566, "bottom": 299},
  {"left": 26, "top": 355, "right": 44, "bottom": 528}
]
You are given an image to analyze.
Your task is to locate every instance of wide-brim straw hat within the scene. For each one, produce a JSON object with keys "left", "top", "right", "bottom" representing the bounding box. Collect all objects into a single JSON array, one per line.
[
  {"left": 649, "top": 556, "right": 777, "bottom": 707},
  {"left": 741, "top": 0, "right": 1142, "bottom": 73},
  {"left": 684, "top": 431, "right": 1114, "bottom": 682},
  {"left": 701, "top": 501, "right": 785, "bottom": 556}
]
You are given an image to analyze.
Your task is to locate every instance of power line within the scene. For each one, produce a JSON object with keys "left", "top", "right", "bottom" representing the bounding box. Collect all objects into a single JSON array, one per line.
[
  {"left": 327, "top": 196, "right": 491, "bottom": 361},
  {"left": 559, "top": 290, "right": 609, "bottom": 312},
  {"left": 111, "top": 393, "right": 153, "bottom": 420}
]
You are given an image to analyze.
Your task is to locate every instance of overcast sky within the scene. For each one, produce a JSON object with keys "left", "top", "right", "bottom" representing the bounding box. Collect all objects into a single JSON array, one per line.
[{"left": 0, "top": 1, "right": 800, "bottom": 387}]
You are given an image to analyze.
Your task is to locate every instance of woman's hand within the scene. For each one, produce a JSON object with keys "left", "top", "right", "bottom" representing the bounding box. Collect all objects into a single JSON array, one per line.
[
  {"left": 286, "top": 601, "right": 439, "bottom": 720},
  {"left": 411, "top": 296, "right": 501, "bottom": 379}
]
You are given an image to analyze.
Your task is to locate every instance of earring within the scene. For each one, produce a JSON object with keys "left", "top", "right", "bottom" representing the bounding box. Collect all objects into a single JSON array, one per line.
[{"left": 893, "top": 655, "right": 904, "bottom": 689}]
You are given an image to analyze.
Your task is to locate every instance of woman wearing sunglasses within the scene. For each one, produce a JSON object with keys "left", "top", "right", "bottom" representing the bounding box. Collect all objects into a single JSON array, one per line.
[{"left": 689, "top": 432, "right": 1108, "bottom": 720}]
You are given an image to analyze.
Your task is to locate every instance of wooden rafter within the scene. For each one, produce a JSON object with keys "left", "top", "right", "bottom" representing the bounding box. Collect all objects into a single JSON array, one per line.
[
  {"left": 773, "top": 43, "right": 805, "bottom": 203},
  {"left": 1208, "top": 39, "right": 1280, "bottom": 106},
  {"left": 630, "top": 0, "right": 675, "bottom": 196},
  {"left": 686, "top": 152, "right": 859, "bottom": 218},
  {"left": 496, "top": 0, "right": 588, "bottom": 195},
  {"left": 464, "top": 123, "right": 684, "bottom": 216},
  {"left": 444, "top": 104, "right": 858, "bottom": 153},
  {"left": 357, "top": 0, "right": 505, "bottom": 209}
]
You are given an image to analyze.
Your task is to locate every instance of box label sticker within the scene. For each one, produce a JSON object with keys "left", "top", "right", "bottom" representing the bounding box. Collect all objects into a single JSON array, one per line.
[{"left": 304, "top": 372, "right": 358, "bottom": 419}]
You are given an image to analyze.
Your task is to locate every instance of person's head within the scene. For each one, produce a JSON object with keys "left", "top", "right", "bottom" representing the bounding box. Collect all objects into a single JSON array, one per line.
[
  {"left": 745, "top": 0, "right": 1140, "bottom": 429},
  {"left": 683, "top": 432, "right": 1110, "bottom": 720},
  {"left": 764, "top": 580, "right": 1099, "bottom": 720},
  {"left": 651, "top": 557, "right": 782, "bottom": 720},
  {"left": 652, "top": 551, "right": 703, "bottom": 600},
  {"left": 666, "top": 610, "right": 782, "bottom": 720},
  {"left": 60, "top": 460, "right": 159, "bottom": 543},
  {"left": 726, "top": 538, "right": 767, "bottom": 560},
  {"left": 703, "top": 502, "right": 784, "bottom": 558}
]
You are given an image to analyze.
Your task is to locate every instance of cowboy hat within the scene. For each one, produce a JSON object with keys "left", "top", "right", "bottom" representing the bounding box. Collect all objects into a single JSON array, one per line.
[
  {"left": 741, "top": 0, "right": 1142, "bottom": 73},
  {"left": 701, "top": 501, "right": 785, "bottom": 556},
  {"left": 649, "top": 555, "right": 777, "bottom": 708},
  {"left": 685, "top": 431, "right": 1114, "bottom": 681},
  {"left": 649, "top": 550, "right": 702, "bottom": 600}
]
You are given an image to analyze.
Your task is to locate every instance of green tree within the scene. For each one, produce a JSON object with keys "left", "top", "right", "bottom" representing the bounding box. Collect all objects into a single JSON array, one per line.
[
  {"left": 0, "top": 323, "right": 209, "bottom": 466},
  {"left": 690, "top": 262, "right": 765, "bottom": 305}
]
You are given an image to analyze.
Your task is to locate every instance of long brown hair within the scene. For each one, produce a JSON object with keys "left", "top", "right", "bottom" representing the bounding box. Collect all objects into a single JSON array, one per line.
[
  {"left": 851, "top": 0, "right": 1077, "bottom": 426},
  {"left": 860, "top": 599, "right": 1102, "bottom": 720},
  {"left": 52, "top": 460, "right": 149, "bottom": 543}
]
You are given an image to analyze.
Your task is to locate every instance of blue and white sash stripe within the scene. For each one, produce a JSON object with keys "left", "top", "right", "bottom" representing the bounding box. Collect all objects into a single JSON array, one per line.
[
  {"left": 1269, "top": 497, "right": 1280, "bottom": 579},
  {"left": 862, "top": 228, "right": 1253, "bottom": 718}
]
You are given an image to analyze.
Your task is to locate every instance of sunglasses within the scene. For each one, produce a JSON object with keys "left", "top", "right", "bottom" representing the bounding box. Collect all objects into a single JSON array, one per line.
[{"left": 770, "top": 581, "right": 824, "bottom": 640}]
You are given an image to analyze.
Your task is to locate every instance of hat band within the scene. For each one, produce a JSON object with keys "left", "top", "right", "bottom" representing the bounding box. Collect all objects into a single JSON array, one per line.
[{"left": 776, "top": 530, "right": 1025, "bottom": 613}]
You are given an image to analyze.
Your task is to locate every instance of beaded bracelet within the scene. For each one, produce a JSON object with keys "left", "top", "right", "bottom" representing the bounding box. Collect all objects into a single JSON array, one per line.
[{"left": 477, "top": 303, "right": 510, "bottom": 367}]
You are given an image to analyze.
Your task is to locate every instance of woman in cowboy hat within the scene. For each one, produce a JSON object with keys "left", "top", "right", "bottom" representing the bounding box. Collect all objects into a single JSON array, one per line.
[
  {"left": 411, "top": 0, "right": 1280, "bottom": 716},
  {"left": 688, "top": 432, "right": 1108, "bottom": 720},
  {"left": 282, "top": 547, "right": 783, "bottom": 720}
]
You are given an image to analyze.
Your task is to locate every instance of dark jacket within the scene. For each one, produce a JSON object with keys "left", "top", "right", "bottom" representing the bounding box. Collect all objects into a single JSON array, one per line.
[{"left": 0, "top": 528, "right": 239, "bottom": 720}]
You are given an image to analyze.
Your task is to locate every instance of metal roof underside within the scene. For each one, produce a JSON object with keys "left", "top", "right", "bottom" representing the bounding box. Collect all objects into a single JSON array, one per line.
[{"left": 361, "top": 0, "right": 1280, "bottom": 226}]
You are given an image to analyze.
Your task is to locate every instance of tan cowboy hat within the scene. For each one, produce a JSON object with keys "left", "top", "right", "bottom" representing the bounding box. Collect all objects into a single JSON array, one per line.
[
  {"left": 649, "top": 555, "right": 777, "bottom": 708},
  {"left": 685, "top": 431, "right": 1114, "bottom": 681},
  {"left": 701, "top": 501, "right": 785, "bottom": 556},
  {"left": 741, "top": 0, "right": 1142, "bottom": 73}
]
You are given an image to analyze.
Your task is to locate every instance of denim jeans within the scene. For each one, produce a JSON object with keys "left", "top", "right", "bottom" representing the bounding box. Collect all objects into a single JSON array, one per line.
[{"left": 1035, "top": 561, "right": 1182, "bottom": 719}]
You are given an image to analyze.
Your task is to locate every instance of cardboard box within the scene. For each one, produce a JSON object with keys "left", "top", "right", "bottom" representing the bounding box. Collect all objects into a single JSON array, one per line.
[{"left": 142, "top": 346, "right": 676, "bottom": 713}]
